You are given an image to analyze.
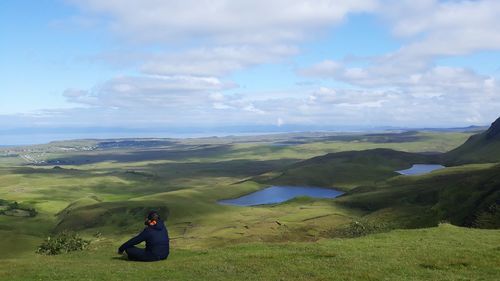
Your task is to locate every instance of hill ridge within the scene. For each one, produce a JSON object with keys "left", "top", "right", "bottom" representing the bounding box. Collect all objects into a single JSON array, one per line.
[
  {"left": 445, "top": 116, "right": 500, "bottom": 164},
  {"left": 486, "top": 117, "right": 500, "bottom": 140}
]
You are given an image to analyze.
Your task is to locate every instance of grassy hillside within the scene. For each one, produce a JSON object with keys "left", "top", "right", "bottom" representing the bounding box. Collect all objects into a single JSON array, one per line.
[
  {"left": 1, "top": 224, "right": 499, "bottom": 281},
  {"left": 53, "top": 182, "right": 361, "bottom": 248},
  {"left": 260, "top": 149, "right": 437, "bottom": 189},
  {"left": 445, "top": 116, "right": 500, "bottom": 164},
  {"left": 31, "top": 152, "right": 500, "bottom": 249},
  {"left": 338, "top": 163, "right": 500, "bottom": 228}
]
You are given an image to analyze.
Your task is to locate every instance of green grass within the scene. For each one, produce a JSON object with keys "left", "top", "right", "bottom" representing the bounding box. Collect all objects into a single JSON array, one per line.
[
  {"left": 338, "top": 163, "right": 500, "bottom": 228},
  {"left": 262, "top": 148, "right": 436, "bottom": 190},
  {"left": 445, "top": 133, "right": 500, "bottom": 164},
  {"left": 0, "top": 129, "right": 498, "bottom": 280},
  {"left": 1, "top": 224, "right": 499, "bottom": 281},
  {"left": 445, "top": 117, "right": 500, "bottom": 164}
]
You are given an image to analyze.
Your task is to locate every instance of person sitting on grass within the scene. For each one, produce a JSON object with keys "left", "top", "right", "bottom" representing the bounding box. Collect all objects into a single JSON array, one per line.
[{"left": 118, "top": 210, "right": 169, "bottom": 262}]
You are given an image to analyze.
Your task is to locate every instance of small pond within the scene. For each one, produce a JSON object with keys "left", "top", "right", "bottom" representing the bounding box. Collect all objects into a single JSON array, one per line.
[
  {"left": 218, "top": 185, "right": 344, "bottom": 206},
  {"left": 396, "top": 164, "right": 445, "bottom": 176}
]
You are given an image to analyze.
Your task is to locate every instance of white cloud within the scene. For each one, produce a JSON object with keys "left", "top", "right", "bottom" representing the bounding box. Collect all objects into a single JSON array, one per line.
[
  {"left": 308, "top": 87, "right": 390, "bottom": 106},
  {"left": 69, "top": 0, "right": 378, "bottom": 79},
  {"left": 299, "top": 0, "right": 500, "bottom": 126},
  {"left": 381, "top": 0, "right": 500, "bottom": 56},
  {"left": 242, "top": 103, "right": 266, "bottom": 114},
  {"left": 64, "top": 75, "right": 235, "bottom": 108},
  {"left": 6, "top": 0, "right": 500, "bottom": 131},
  {"left": 60, "top": 0, "right": 383, "bottom": 125},
  {"left": 71, "top": 0, "right": 377, "bottom": 44},
  {"left": 140, "top": 45, "right": 298, "bottom": 76},
  {"left": 3, "top": 79, "right": 500, "bottom": 129},
  {"left": 301, "top": 59, "right": 500, "bottom": 128},
  {"left": 301, "top": 59, "right": 499, "bottom": 100}
]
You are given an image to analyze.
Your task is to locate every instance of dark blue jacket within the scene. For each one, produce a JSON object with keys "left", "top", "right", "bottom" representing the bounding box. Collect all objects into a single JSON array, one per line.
[{"left": 118, "top": 219, "right": 169, "bottom": 259}]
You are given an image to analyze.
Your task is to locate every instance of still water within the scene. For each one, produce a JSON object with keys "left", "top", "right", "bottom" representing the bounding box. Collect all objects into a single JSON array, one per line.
[
  {"left": 396, "top": 164, "right": 445, "bottom": 176},
  {"left": 218, "top": 185, "right": 344, "bottom": 206}
]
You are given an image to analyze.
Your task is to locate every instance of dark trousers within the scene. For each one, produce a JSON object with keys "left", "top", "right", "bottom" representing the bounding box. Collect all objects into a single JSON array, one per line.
[{"left": 125, "top": 246, "right": 167, "bottom": 262}]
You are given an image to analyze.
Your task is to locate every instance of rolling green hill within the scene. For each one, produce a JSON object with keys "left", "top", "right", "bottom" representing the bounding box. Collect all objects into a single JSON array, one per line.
[
  {"left": 445, "top": 116, "right": 500, "bottom": 164},
  {"left": 338, "top": 163, "right": 500, "bottom": 229},
  {"left": 260, "top": 148, "right": 437, "bottom": 189}
]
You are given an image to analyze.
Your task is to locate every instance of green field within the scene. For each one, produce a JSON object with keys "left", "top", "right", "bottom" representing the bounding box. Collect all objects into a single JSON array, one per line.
[
  {"left": 3, "top": 224, "right": 499, "bottom": 281},
  {"left": 0, "top": 129, "right": 499, "bottom": 280}
]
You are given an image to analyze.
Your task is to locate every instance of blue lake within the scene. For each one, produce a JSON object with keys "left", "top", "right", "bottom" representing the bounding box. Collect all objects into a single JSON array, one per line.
[
  {"left": 218, "top": 185, "right": 344, "bottom": 206},
  {"left": 396, "top": 164, "right": 445, "bottom": 176}
]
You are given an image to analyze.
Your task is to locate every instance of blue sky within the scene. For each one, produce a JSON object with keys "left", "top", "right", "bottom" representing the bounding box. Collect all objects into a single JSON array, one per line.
[{"left": 1, "top": 0, "right": 500, "bottom": 141}]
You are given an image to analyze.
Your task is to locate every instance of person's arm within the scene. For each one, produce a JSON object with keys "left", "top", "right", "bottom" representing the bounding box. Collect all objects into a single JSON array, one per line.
[{"left": 118, "top": 228, "right": 148, "bottom": 253}]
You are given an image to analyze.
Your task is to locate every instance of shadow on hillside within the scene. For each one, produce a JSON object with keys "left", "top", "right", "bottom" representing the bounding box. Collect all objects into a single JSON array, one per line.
[
  {"left": 141, "top": 158, "right": 298, "bottom": 180},
  {"left": 320, "top": 131, "right": 427, "bottom": 143},
  {"left": 40, "top": 144, "right": 233, "bottom": 165}
]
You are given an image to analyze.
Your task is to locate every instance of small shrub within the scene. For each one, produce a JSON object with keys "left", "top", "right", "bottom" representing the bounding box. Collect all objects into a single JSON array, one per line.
[
  {"left": 36, "top": 231, "right": 90, "bottom": 255},
  {"left": 329, "top": 219, "right": 394, "bottom": 238},
  {"left": 0, "top": 200, "right": 38, "bottom": 217},
  {"left": 8, "top": 201, "right": 19, "bottom": 209}
]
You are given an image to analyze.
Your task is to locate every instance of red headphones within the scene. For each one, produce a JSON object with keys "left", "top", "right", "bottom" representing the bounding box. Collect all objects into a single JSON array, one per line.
[{"left": 145, "top": 210, "right": 160, "bottom": 226}]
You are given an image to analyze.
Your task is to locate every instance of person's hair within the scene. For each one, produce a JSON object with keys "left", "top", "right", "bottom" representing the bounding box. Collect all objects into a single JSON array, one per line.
[{"left": 147, "top": 210, "right": 160, "bottom": 221}]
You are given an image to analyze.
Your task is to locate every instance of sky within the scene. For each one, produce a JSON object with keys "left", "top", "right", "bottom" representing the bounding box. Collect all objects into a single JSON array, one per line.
[{"left": 1, "top": 0, "right": 500, "bottom": 143}]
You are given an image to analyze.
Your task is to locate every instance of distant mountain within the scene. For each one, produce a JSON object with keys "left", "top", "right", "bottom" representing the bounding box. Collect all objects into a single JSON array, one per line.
[
  {"left": 445, "top": 117, "right": 500, "bottom": 164},
  {"left": 417, "top": 125, "right": 488, "bottom": 133}
]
